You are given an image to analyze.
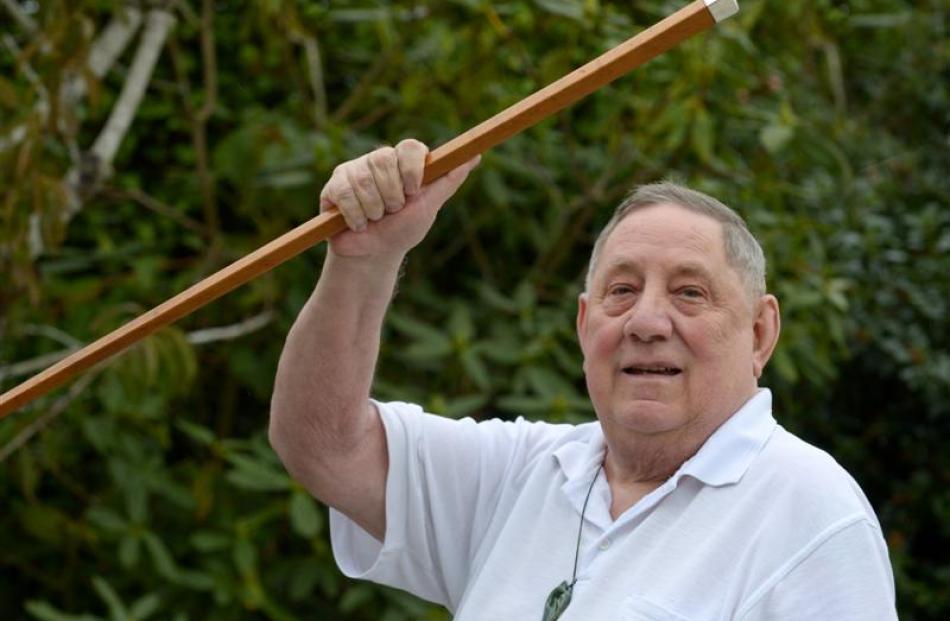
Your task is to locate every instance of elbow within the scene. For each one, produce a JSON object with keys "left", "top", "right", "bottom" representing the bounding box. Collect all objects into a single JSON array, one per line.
[
  {"left": 268, "top": 401, "right": 310, "bottom": 489},
  {"left": 268, "top": 393, "right": 292, "bottom": 462}
]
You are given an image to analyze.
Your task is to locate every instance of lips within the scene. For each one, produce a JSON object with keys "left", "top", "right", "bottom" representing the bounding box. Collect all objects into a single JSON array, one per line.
[{"left": 622, "top": 364, "right": 682, "bottom": 376}]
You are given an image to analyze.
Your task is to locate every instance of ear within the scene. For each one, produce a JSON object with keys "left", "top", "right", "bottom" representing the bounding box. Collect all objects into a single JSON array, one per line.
[
  {"left": 752, "top": 294, "right": 781, "bottom": 379},
  {"left": 576, "top": 292, "right": 590, "bottom": 361}
]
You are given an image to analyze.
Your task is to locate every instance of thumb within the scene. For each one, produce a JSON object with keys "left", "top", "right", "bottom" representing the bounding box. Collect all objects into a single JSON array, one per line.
[{"left": 418, "top": 155, "right": 481, "bottom": 208}]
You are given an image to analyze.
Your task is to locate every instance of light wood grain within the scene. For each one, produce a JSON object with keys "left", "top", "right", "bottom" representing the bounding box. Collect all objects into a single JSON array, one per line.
[{"left": 1, "top": 0, "right": 724, "bottom": 417}]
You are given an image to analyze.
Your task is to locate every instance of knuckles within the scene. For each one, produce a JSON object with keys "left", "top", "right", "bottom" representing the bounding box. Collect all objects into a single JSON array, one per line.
[
  {"left": 368, "top": 147, "right": 396, "bottom": 169},
  {"left": 322, "top": 140, "right": 428, "bottom": 223},
  {"left": 332, "top": 184, "right": 356, "bottom": 201},
  {"left": 396, "top": 138, "right": 426, "bottom": 153},
  {"left": 353, "top": 172, "right": 375, "bottom": 192}
]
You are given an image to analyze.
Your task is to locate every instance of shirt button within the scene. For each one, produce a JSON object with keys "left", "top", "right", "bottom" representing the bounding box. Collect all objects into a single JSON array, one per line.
[{"left": 598, "top": 539, "right": 611, "bottom": 551}]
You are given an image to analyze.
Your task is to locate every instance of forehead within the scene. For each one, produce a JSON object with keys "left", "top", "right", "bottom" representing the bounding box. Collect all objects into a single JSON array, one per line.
[{"left": 597, "top": 203, "right": 728, "bottom": 276}]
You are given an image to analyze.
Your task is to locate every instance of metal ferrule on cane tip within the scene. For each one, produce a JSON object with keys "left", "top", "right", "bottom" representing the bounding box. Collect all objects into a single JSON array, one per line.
[{"left": 704, "top": 0, "right": 740, "bottom": 22}]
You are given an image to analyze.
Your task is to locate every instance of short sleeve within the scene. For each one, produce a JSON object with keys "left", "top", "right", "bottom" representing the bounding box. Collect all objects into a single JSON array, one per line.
[
  {"left": 330, "top": 400, "right": 566, "bottom": 611},
  {"left": 738, "top": 517, "right": 898, "bottom": 621}
]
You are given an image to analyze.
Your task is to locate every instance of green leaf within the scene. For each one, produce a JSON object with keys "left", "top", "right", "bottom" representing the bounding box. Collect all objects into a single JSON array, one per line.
[
  {"left": 329, "top": 8, "right": 392, "bottom": 22},
  {"left": 25, "top": 601, "right": 99, "bottom": 621},
  {"left": 477, "top": 283, "right": 519, "bottom": 313},
  {"left": 760, "top": 124, "right": 794, "bottom": 154},
  {"left": 460, "top": 349, "right": 492, "bottom": 391},
  {"left": 91, "top": 576, "right": 126, "bottom": 621},
  {"left": 338, "top": 585, "right": 375, "bottom": 613},
  {"left": 770, "top": 346, "right": 798, "bottom": 383},
  {"left": 190, "top": 531, "right": 231, "bottom": 552},
  {"left": 119, "top": 534, "right": 141, "bottom": 569},
  {"left": 389, "top": 312, "right": 453, "bottom": 344},
  {"left": 125, "top": 485, "right": 148, "bottom": 524},
  {"left": 233, "top": 538, "right": 257, "bottom": 575},
  {"left": 524, "top": 366, "right": 577, "bottom": 398},
  {"left": 691, "top": 106, "right": 715, "bottom": 164},
  {"left": 225, "top": 454, "right": 292, "bottom": 492},
  {"left": 257, "top": 170, "right": 313, "bottom": 189},
  {"left": 86, "top": 507, "right": 127, "bottom": 534},
  {"left": 174, "top": 569, "right": 215, "bottom": 591},
  {"left": 533, "top": 0, "right": 585, "bottom": 21},
  {"left": 17, "top": 504, "right": 68, "bottom": 545},
  {"left": 289, "top": 492, "right": 323, "bottom": 538},
  {"left": 128, "top": 594, "right": 162, "bottom": 620},
  {"left": 403, "top": 338, "right": 454, "bottom": 360},
  {"left": 447, "top": 304, "right": 474, "bottom": 342},
  {"left": 444, "top": 394, "right": 489, "bottom": 419},
  {"left": 497, "top": 395, "right": 554, "bottom": 416},
  {"left": 142, "top": 532, "right": 178, "bottom": 579}
]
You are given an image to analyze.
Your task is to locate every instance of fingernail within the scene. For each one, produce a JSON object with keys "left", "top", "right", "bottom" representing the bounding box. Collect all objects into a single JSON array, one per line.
[{"left": 355, "top": 219, "right": 367, "bottom": 232}]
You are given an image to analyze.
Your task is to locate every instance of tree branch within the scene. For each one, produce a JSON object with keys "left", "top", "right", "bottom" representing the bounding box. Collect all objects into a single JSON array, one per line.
[
  {"left": 102, "top": 186, "right": 207, "bottom": 235},
  {"left": 0, "top": 350, "right": 70, "bottom": 382},
  {"left": 18, "top": 324, "right": 83, "bottom": 349},
  {"left": 0, "top": 7, "right": 143, "bottom": 153},
  {"left": 1, "top": 0, "right": 37, "bottom": 35},
  {"left": 84, "top": 9, "right": 176, "bottom": 189},
  {"left": 290, "top": 31, "right": 328, "bottom": 127},
  {"left": 168, "top": 2, "right": 218, "bottom": 239},
  {"left": 186, "top": 310, "right": 274, "bottom": 345},
  {"left": 193, "top": 0, "right": 219, "bottom": 236},
  {"left": 0, "top": 371, "right": 97, "bottom": 464},
  {"left": 1, "top": 33, "right": 48, "bottom": 117},
  {"left": 0, "top": 311, "right": 275, "bottom": 383},
  {"left": 31, "top": 8, "right": 177, "bottom": 259},
  {"left": 196, "top": 0, "right": 217, "bottom": 123},
  {"left": 66, "top": 7, "right": 144, "bottom": 102},
  {"left": 331, "top": 49, "right": 398, "bottom": 123}
]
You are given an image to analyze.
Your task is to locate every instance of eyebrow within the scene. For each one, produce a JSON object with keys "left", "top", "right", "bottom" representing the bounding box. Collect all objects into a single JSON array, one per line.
[
  {"left": 671, "top": 262, "right": 716, "bottom": 283},
  {"left": 600, "top": 259, "right": 716, "bottom": 284}
]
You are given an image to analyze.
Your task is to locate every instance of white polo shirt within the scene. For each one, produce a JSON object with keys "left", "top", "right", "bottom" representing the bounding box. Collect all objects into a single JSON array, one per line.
[{"left": 330, "top": 390, "right": 897, "bottom": 620}]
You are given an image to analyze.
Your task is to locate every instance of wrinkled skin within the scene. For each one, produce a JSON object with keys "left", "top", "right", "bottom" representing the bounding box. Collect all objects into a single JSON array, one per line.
[{"left": 576, "top": 203, "right": 780, "bottom": 491}]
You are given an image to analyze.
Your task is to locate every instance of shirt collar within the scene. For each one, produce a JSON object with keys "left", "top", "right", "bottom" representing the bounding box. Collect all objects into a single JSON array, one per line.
[
  {"left": 553, "top": 389, "right": 776, "bottom": 506},
  {"left": 553, "top": 423, "right": 607, "bottom": 510},
  {"left": 677, "top": 388, "right": 776, "bottom": 487}
]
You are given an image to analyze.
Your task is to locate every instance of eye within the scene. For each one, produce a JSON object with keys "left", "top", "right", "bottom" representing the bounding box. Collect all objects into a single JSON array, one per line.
[
  {"left": 678, "top": 286, "right": 706, "bottom": 300},
  {"left": 607, "top": 284, "right": 636, "bottom": 297}
]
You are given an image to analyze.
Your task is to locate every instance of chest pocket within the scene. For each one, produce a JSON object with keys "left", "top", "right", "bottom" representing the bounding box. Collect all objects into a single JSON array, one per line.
[{"left": 621, "top": 595, "right": 693, "bottom": 621}]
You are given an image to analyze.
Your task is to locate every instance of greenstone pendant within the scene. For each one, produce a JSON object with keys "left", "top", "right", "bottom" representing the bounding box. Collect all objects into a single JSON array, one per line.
[{"left": 542, "top": 580, "right": 574, "bottom": 621}]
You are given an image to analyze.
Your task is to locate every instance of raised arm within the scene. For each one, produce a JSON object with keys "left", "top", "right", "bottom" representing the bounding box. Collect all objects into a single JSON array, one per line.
[{"left": 268, "top": 140, "right": 478, "bottom": 541}]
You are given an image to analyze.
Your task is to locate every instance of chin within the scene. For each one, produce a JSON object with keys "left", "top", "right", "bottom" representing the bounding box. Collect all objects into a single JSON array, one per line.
[{"left": 605, "top": 400, "right": 686, "bottom": 436}]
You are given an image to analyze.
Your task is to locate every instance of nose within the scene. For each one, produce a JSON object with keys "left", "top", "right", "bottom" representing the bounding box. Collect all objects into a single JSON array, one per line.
[{"left": 622, "top": 286, "right": 673, "bottom": 342}]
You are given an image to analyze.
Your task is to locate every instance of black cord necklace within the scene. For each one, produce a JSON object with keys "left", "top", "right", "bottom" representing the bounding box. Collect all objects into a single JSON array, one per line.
[{"left": 542, "top": 465, "right": 602, "bottom": 621}]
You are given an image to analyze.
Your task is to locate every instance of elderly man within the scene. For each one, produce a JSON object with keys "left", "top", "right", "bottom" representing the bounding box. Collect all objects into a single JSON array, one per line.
[{"left": 269, "top": 140, "right": 897, "bottom": 620}]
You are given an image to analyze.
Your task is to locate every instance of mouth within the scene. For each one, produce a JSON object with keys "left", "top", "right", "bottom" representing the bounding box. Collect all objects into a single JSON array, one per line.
[{"left": 622, "top": 365, "right": 682, "bottom": 376}]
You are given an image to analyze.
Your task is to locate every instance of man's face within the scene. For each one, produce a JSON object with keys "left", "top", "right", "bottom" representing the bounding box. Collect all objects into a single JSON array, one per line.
[{"left": 577, "top": 203, "right": 778, "bottom": 442}]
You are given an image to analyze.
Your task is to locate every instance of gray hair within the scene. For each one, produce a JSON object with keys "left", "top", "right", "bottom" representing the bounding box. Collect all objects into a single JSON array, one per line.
[{"left": 585, "top": 182, "right": 766, "bottom": 299}]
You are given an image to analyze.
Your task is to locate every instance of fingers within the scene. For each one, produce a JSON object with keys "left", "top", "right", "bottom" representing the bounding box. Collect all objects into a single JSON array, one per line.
[
  {"left": 321, "top": 164, "right": 366, "bottom": 232},
  {"left": 321, "top": 141, "right": 429, "bottom": 232},
  {"left": 345, "top": 156, "right": 386, "bottom": 223},
  {"left": 422, "top": 155, "right": 481, "bottom": 207},
  {"left": 319, "top": 140, "right": 482, "bottom": 234},
  {"left": 395, "top": 139, "right": 428, "bottom": 196},
  {"left": 367, "top": 147, "right": 405, "bottom": 214}
]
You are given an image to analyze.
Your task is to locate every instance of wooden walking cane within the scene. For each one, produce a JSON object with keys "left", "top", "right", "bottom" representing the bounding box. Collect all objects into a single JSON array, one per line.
[{"left": 0, "top": 0, "right": 739, "bottom": 417}]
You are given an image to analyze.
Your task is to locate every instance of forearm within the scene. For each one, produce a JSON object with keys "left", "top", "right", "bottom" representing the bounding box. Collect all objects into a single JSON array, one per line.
[
  {"left": 267, "top": 141, "right": 475, "bottom": 532},
  {"left": 270, "top": 250, "right": 403, "bottom": 454}
]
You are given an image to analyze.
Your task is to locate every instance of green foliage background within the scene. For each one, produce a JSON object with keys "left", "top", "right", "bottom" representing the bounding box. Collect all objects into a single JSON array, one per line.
[{"left": 1, "top": 0, "right": 947, "bottom": 619}]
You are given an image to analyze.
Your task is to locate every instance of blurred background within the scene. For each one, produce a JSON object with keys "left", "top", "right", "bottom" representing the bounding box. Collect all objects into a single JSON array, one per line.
[{"left": 1, "top": 0, "right": 947, "bottom": 619}]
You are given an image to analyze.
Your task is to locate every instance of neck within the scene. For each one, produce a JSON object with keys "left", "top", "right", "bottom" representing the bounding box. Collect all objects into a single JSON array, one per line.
[
  {"left": 602, "top": 438, "right": 698, "bottom": 520},
  {"left": 598, "top": 390, "right": 759, "bottom": 519},
  {"left": 600, "top": 417, "right": 719, "bottom": 520}
]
